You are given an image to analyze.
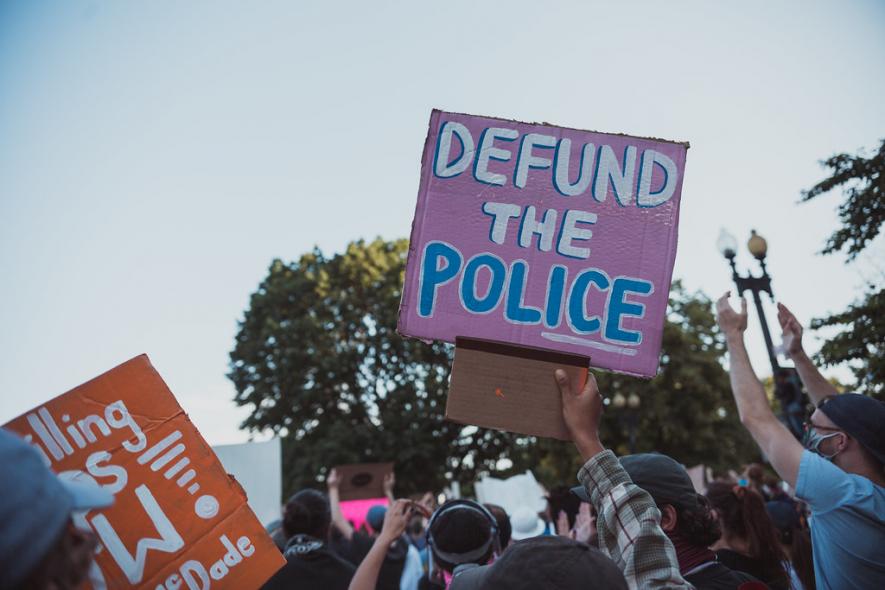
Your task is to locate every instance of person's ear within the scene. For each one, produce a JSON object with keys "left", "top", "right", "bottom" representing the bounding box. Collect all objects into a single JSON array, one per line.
[{"left": 660, "top": 504, "right": 678, "bottom": 532}]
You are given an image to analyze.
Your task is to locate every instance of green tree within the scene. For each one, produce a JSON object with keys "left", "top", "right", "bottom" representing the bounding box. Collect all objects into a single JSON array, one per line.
[
  {"left": 512, "top": 283, "right": 758, "bottom": 487},
  {"left": 228, "top": 238, "right": 520, "bottom": 496},
  {"left": 802, "top": 139, "right": 884, "bottom": 398},
  {"left": 229, "top": 240, "right": 757, "bottom": 496}
]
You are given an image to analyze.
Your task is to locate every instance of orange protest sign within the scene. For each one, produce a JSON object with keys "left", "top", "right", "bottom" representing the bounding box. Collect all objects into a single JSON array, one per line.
[{"left": 3, "top": 355, "right": 285, "bottom": 589}]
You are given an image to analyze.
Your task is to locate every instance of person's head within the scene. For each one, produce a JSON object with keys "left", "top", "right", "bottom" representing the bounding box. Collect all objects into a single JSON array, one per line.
[
  {"left": 282, "top": 489, "right": 331, "bottom": 540},
  {"left": 483, "top": 503, "right": 512, "bottom": 550},
  {"left": 449, "top": 536, "right": 628, "bottom": 590},
  {"left": 745, "top": 463, "right": 765, "bottom": 489},
  {"left": 766, "top": 501, "right": 815, "bottom": 590},
  {"left": 546, "top": 485, "right": 581, "bottom": 529},
  {"left": 804, "top": 394, "right": 885, "bottom": 477},
  {"left": 706, "top": 483, "right": 788, "bottom": 585},
  {"left": 366, "top": 505, "right": 387, "bottom": 535},
  {"left": 0, "top": 428, "right": 113, "bottom": 590},
  {"left": 619, "top": 453, "right": 721, "bottom": 548},
  {"left": 426, "top": 500, "right": 498, "bottom": 575}
]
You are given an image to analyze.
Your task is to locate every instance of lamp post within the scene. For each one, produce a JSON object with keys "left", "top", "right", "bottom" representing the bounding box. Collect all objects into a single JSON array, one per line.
[
  {"left": 612, "top": 392, "right": 641, "bottom": 454},
  {"left": 716, "top": 229, "right": 807, "bottom": 438}
]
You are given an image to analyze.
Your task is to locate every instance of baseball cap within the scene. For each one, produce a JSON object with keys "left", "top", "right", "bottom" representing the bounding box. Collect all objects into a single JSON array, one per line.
[
  {"left": 0, "top": 428, "right": 113, "bottom": 589},
  {"left": 618, "top": 453, "right": 700, "bottom": 509},
  {"left": 450, "top": 536, "right": 627, "bottom": 590},
  {"left": 367, "top": 505, "right": 388, "bottom": 532},
  {"left": 818, "top": 394, "right": 885, "bottom": 465}
]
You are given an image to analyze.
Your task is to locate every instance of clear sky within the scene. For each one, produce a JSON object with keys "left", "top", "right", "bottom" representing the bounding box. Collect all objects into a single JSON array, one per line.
[{"left": 2, "top": 0, "right": 883, "bottom": 444}]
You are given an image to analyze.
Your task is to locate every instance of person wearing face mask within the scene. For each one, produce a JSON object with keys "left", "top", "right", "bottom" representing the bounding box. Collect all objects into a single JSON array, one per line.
[{"left": 717, "top": 294, "right": 885, "bottom": 590}]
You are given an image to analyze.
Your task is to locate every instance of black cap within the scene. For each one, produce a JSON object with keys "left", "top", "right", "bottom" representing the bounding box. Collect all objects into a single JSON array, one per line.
[
  {"left": 618, "top": 454, "right": 699, "bottom": 509},
  {"left": 818, "top": 394, "right": 885, "bottom": 465},
  {"left": 450, "top": 536, "right": 627, "bottom": 590}
]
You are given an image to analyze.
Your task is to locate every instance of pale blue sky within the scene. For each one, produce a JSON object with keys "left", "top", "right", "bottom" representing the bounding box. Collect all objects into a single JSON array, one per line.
[{"left": 2, "top": 0, "right": 883, "bottom": 444}]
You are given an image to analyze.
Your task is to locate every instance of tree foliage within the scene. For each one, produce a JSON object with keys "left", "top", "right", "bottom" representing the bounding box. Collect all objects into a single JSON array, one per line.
[
  {"left": 801, "top": 139, "right": 884, "bottom": 260},
  {"left": 229, "top": 239, "right": 757, "bottom": 496},
  {"left": 802, "top": 139, "right": 884, "bottom": 398}
]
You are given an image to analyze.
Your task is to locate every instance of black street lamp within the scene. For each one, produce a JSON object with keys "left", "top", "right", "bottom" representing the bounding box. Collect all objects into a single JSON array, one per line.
[
  {"left": 611, "top": 392, "right": 641, "bottom": 454},
  {"left": 716, "top": 229, "right": 807, "bottom": 438}
]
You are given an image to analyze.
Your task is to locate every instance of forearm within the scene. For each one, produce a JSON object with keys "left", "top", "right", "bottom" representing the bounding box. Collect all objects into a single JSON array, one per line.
[
  {"left": 328, "top": 488, "right": 354, "bottom": 540},
  {"left": 791, "top": 349, "right": 837, "bottom": 405},
  {"left": 348, "top": 535, "right": 390, "bottom": 590},
  {"left": 578, "top": 451, "right": 689, "bottom": 590},
  {"left": 725, "top": 334, "right": 779, "bottom": 426}
]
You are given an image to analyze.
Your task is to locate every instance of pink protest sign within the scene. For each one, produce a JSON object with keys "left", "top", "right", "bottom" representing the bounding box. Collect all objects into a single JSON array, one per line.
[
  {"left": 398, "top": 110, "right": 688, "bottom": 377},
  {"left": 340, "top": 498, "right": 388, "bottom": 532}
]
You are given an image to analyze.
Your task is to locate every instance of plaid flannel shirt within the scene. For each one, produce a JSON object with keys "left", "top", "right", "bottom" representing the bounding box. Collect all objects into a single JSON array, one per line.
[{"left": 578, "top": 450, "right": 692, "bottom": 590}]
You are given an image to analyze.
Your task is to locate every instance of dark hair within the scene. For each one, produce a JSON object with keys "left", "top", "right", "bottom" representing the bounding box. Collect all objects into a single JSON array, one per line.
[
  {"left": 546, "top": 486, "right": 581, "bottom": 529},
  {"left": 746, "top": 464, "right": 765, "bottom": 487},
  {"left": 484, "top": 503, "right": 512, "bottom": 549},
  {"left": 673, "top": 494, "right": 721, "bottom": 547},
  {"left": 429, "top": 501, "right": 494, "bottom": 572},
  {"left": 769, "top": 503, "right": 815, "bottom": 590},
  {"left": 706, "top": 483, "right": 788, "bottom": 588},
  {"left": 283, "top": 489, "right": 331, "bottom": 540},
  {"left": 789, "top": 526, "right": 816, "bottom": 590}
]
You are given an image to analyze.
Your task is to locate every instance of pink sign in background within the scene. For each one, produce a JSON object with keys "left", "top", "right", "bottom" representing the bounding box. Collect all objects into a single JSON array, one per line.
[
  {"left": 398, "top": 110, "right": 688, "bottom": 377},
  {"left": 340, "top": 498, "right": 388, "bottom": 532}
]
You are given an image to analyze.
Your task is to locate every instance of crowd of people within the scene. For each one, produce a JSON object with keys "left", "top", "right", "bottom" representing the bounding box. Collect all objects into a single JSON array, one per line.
[{"left": 1, "top": 298, "right": 883, "bottom": 589}]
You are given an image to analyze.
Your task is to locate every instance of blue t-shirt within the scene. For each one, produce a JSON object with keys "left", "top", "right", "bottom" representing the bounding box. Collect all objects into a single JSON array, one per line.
[{"left": 795, "top": 450, "right": 885, "bottom": 589}]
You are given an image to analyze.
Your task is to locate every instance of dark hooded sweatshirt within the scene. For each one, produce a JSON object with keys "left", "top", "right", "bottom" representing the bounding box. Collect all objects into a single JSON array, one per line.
[{"left": 260, "top": 534, "right": 355, "bottom": 590}]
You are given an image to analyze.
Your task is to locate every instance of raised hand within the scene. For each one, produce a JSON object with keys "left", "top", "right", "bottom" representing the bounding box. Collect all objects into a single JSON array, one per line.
[
  {"left": 777, "top": 302, "right": 804, "bottom": 358},
  {"left": 327, "top": 468, "right": 340, "bottom": 490},
  {"left": 556, "top": 510, "right": 570, "bottom": 537},
  {"left": 383, "top": 472, "right": 396, "bottom": 500},
  {"left": 555, "top": 369, "right": 604, "bottom": 461},
  {"left": 379, "top": 499, "right": 412, "bottom": 543},
  {"left": 572, "top": 502, "right": 597, "bottom": 546},
  {"left": 716, "top": 292, "right": 748, "bottom": 338}
]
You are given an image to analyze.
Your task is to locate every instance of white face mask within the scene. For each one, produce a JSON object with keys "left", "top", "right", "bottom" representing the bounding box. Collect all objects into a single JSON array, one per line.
[{"left": 802, "top": 426, "right": 843, "bottom": 460}]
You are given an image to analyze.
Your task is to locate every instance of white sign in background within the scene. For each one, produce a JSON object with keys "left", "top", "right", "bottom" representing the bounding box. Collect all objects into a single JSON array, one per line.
[{"left": 212, "top": 438, "right": 282, "bottom": 526}]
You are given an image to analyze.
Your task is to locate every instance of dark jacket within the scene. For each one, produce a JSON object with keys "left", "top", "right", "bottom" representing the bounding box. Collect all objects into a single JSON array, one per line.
[
  {"left": 260, "top": 534, "right": 355, "bottom": 590},
  {"left": 685, "top": 561, "right": 769, "bottom": 590}
]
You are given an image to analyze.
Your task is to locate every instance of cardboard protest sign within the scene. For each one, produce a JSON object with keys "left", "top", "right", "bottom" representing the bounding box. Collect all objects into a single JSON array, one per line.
[
  {"left": 333, "top": 462, "right": 394, "bottom": 501},
  {"left": 398, "top": 110, "right": 688, "bottom": 378},
  {"left": 446, "top": 337, "right": 587, "bottom": 440},
  {"left": 3, "top": 355, "right": 284, "bottom": 590},
  {"left": 213, "top": 438, "right": 282, "bottom": 526}
]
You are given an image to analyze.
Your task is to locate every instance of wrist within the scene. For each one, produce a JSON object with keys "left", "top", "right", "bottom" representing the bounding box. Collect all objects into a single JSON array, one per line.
[
  {"left": 573, "top": 433, "right": 605, "bottom": 462},
  {"left": 725, "top": 331, "right": 746, "bottom": 346}
]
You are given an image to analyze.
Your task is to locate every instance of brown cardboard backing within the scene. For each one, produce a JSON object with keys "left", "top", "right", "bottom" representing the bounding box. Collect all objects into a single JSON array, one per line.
[
  {"left": 446, "top": 337, "right": 590, "bottom": 440},
  {"left": 334, "top": 462, "right": 394, "bottom": 501}
]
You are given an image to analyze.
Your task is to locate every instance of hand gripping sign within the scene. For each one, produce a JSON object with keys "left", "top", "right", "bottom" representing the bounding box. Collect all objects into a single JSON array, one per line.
[
  {"left": 4, "top": 356, "right": 284, "bottom": 590},
  {"left": 397, "top": 111, "right": 688, "bottom": 437}
]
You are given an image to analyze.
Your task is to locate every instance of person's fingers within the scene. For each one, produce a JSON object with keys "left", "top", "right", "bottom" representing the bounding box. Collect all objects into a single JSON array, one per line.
[
  {"left": 555, "top": 369, "right": 572, "bottom": 397},
  {"left": 740, "top": 297, "right": 747, "bottom": 316},
  {"left": 580, "top": 372, "right": 598, "bottom": 397},
  {"left": 716, "top": 292, "right": 731, "bottom": 312},
  {"left": 777, "top": 303, "right": 787, "bottom": 327}
]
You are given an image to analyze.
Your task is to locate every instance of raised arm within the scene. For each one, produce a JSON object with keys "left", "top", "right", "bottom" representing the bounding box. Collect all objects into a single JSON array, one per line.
[
  {"left": 717, "top": 293, "right": 805, "bottom": 487},
  {"left": 383, "top": 472, "right": 396, "bottom": 505},
  {"left": 327, "top": 468, "right": 354, "bottom": 541},
  {"left": 556, "top": 370, "right": 689, "bottom": 590},
  {"left": 777, "top": 302, "right": 838, "bottom": 405},
  {"left": 348, "top": 499, "right": 411, "bottom": 590}
]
